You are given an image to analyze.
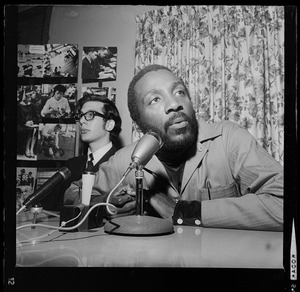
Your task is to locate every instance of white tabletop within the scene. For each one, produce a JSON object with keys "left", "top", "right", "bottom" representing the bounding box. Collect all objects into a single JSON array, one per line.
[{"left": 16, "top": 212, "right": 283, "bottom": 268}]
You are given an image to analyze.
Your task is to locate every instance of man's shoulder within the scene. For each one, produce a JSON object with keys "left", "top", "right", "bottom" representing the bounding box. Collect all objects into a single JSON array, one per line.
[
  {"left": 114, "top": 141, "right": 138, "bottom": 154},
  {"left": 82, "top": 58, "right": 90, "bottom": 66},
  {"left": 110, "top": 141, "right": 139, "bottom": 162},
  {"left": 200, "top": 119, "right": 243, "bottom": 132},
  {"left": 198, "top": 119, "right": 246, "bottom": 142},
  {"left": 64, "top": 155, "right": 86, "bottom": 168}
]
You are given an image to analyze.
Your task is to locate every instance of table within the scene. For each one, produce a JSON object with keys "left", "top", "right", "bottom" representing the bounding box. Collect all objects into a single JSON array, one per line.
[{"left": 16, "top": 212, "right": 283, "bottom": 268}]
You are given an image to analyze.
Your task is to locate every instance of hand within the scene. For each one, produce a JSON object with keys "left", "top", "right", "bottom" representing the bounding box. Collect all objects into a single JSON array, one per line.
[
  {"left": 109, "top": 186, "right": 136, "bottom": 217},
  {"left": 145, "top": 191, "right": 176, "bottom": 223},
  {"left": 64, "top": 181, "right": 82, "bottom": 205},
  {"left": 25, "top": 120, "right": 33, "bottom": 127}
]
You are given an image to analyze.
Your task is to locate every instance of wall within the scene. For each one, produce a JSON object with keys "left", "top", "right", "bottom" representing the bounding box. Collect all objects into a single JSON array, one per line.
[{"left": 49, "top": 5, "right": 162, "bottom": 146}]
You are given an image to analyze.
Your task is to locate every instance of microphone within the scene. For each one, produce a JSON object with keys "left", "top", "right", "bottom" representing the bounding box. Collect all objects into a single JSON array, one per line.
[
  {"left": 130, "top": 131, "right": 163, "bottom": 170},
  {"left": 22, "top": 167, "right": 71, "bottom": 210},
  {"left": 104, "top": 131, "right": 174, "bottom": 236}
]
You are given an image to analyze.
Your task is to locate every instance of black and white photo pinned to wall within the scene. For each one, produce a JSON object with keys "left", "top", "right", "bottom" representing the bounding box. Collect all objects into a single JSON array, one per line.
[
  {"left": 43, "top": 44, "right": 79, "bottom": 78},
  {"left": 37, "top": 83, "right": 77, "bottom": 121},
  {"left": 16, "top": 167, "right": 37, "bottom": 211},
  {"left": 81, "top": 86, "right": 116, "bottom": 103},
  {"left": 81, "top": 46, "right": 117, "bottom": 83},
  {"left": 37, "top": 123, "right": 77, "bottom": 161},
  {"left": 17, "top": 45, "right": 44, "bottom": 78},
  {"left": 17, "top": 44, "right": 79, "bottom": 78},
  {"left": 17, "top": 85, "right": 41, "bottom": 160}
]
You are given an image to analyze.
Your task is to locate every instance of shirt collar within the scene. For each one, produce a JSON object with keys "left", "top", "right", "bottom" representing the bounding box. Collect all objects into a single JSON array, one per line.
[
  {"left": 87, "top": 142, "right": 112, "bottom": 165},
  {"left": 197, "top": 120, "right": 222, "bottom": 142}
]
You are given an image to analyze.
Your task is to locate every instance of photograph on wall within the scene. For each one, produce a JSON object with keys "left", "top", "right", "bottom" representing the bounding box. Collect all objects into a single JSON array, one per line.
[
  {"left": 81, "top": 46, "right": 117, "bottom": 83},
  {"left": 81, "top": 86, "right": 116, "bottom": 103},
  {"left": 43, "top": 44, "right": 79, "bottom": 78},
  {"left": 35, "top": 83, "right": 77, "bottom": 121},
  {"left": 17, "top": 85, "right": 40, "bottom": 160},
  {"left": 35, "top": 167, "right": 58, "bottom": 189},
  {"left": 17, "top": 44, "right": 79, "bottom": 78},
  {"left": 17, "top": 44, "right": 44, "bottom": 78},
  {"left": 16, "top": 167, "right": 37, "bottom": 211},
  {"left": 37, "top": 123, "right": 76, "bottom": 161},
  {"left": 34, "top": 167, "right": 62, "bottom": 210}
]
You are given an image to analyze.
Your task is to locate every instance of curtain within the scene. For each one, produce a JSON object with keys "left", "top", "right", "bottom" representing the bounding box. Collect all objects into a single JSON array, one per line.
[{"left": 134, "top": 5, "right": 284, "bottom": 166}]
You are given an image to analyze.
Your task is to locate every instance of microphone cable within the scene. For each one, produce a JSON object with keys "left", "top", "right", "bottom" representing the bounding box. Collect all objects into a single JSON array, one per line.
[
  {"left": 105, "top": 168, "right": 132, "bottom": 215},
  {"left": 16, "top": 205, "right": 26, "bottom": 215},
  {"left": 17, "top": 211, "right": 82, "bottom": 245},
  {"left": 16, "top": 202, "right": 117, "bottom": 232}
]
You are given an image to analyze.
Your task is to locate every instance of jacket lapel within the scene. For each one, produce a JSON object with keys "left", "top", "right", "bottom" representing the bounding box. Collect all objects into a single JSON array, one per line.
[
  {"left": 144, "top": 156, "right": 180, "bottom": 200},
  {"left": 180, "top": 140, "right": 209, "bottom": 194},
  {"left": 93, "top": 146, "right": 117, "bottom": 171},
  {"left": 181, "top": 122, "right": 222, "bottom": 193}
]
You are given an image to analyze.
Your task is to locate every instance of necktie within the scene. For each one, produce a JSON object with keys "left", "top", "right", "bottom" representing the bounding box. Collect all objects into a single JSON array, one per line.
[{"left": 86, "top": 153, "right": 94, "bottom": 171}]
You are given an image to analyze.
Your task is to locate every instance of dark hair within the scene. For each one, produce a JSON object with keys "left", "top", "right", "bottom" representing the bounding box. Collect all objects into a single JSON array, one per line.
[
  {"left": 77, "top": 93, "right": 122, "bottom": 140},
  {"left": 97, "top": 46, "right": 107, "bottom": 52},
  {"left": 83, "top": 47, "right": 98, "bottom": 55},
  {"left": 127, "top": 64, "right": 176, "bottom": 124},
  {"left": 55, "top": 124, "right": 62, "bottom": 131},
  {"left": 53, "top": 84, "right": 66, "bottom": 94}
]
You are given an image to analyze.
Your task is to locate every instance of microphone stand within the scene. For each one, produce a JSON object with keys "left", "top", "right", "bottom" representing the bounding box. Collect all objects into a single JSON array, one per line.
[
  {"left": 135, "top": 166, "right": 144, "bottom": 216},
  {"left": 17, "top": 204, "right": 60, "bottom": 227},
  {"left": 104, "top": 165, "right": 174, "bottom": 236}
]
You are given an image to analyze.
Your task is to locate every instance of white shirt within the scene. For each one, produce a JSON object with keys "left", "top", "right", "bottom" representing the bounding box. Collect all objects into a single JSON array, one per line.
[
  {"left": 87, "top": 142, "right": 112, "bottom": 167},
  {"left": 41, "top": 97, "right": 71, "bottom": 116}
]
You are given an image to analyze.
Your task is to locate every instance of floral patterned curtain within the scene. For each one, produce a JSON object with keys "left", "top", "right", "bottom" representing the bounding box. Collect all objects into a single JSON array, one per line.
[{"left": 133, "top": 5, "right": 284, "bottom": 166}]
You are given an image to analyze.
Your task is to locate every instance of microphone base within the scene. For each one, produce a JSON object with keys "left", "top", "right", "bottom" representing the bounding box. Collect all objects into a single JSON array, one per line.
[{"left": 104, "top": 215, "right": 174, "bottom": 236}]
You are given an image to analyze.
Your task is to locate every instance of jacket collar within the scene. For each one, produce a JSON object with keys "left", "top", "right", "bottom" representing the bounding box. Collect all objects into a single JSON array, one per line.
[{"left": 197, "top": 120, "right": 222, "bottom": 142}]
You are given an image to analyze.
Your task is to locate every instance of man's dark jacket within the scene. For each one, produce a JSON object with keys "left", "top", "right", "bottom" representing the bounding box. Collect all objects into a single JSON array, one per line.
[{"left": 40, "top": 146, "right": 117, "bottom": 210}]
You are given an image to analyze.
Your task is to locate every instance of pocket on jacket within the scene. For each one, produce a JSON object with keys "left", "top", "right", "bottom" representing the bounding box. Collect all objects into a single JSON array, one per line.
[{"left": 201, "top": 181, "right": 240, "bottom": 200}]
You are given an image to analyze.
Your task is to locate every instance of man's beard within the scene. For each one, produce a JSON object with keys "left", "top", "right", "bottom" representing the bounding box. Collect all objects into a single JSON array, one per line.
[{"left": 137, "top": 111, "right": 198, "bottom": 153}]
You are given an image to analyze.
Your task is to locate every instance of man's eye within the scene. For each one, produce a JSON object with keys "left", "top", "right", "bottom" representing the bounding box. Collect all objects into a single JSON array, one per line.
[
  {"left": 149, "top": 97, "right": 160, "bottom": 105},
  {"left": 175, "top": 90, "right": 186, "bottom": 97}
]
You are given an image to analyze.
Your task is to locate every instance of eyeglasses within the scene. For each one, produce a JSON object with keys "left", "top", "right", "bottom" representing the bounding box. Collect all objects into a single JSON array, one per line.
[{"left": 76, "top": 111, "right": 107, "bottom": 121}]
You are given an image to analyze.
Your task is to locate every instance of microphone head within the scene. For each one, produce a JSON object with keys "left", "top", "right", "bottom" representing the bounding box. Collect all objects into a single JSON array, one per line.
[
  {"left": 21, "top": 166, "right": 72, "bottom": 211},
  {"left": 58, "top": 166, "right": 72, "bottom": 179},
  {"left": 131, "top": 131, "right": 163, "bottom": 168}
]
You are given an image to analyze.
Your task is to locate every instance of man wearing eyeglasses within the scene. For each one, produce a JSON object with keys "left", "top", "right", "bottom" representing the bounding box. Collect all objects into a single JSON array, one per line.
[{"left": 39, "top": 93, "right": 124, "bottom": 211}]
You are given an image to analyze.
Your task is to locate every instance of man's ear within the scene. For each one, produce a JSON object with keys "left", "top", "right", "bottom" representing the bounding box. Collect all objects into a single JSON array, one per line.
[{"left": 105, "top": 119, "right": 115, "bottom": 131}]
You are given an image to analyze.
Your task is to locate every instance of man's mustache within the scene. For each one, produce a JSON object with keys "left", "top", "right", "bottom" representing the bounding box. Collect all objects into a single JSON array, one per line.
[{"left": 164, "top": 112, "right": 190, "bottom": 132}]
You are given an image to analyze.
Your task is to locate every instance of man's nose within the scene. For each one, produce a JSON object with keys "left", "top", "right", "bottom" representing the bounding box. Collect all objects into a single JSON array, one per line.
[
  {"left": 165, "top": 96, "right": 183, "bottom": 114},
  {"left": 79, "top": 116, "right": 86, "bottom": 125}
]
